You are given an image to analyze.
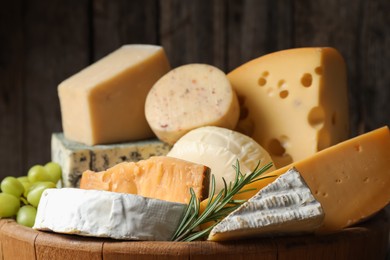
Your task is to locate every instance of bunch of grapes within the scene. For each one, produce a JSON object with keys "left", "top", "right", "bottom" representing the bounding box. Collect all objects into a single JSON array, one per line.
[{"left": 0, "top": 162, "right": 62, "bottom": 227}]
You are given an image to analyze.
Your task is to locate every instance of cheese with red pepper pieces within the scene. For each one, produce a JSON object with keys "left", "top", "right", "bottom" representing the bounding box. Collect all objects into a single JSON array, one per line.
[{"left": 145, "top": 64, "right": 239, "bottom": 145}]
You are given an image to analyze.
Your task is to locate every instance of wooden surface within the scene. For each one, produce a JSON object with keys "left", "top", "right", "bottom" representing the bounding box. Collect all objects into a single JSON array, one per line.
[
  {"left": 0, "top": 0, "right": 389, "bottom": 178},
  {"left": 0, "top": 210, "right": 389, "bottom": 260}
]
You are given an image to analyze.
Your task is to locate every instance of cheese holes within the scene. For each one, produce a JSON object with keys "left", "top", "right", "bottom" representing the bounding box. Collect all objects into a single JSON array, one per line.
[
  {"left": 236, "top": 119, "right": 254, "bottom": 136},
  {"left": 315, "top": 66, "right": 323, "bottom": 75},
  {"left": 267, "top": 137, "right": 293, "bottom": 166},
  {"left": 354, "top": 144, "right": 363, "bottom": 152},
  {"left": 301, "top": 73, "right": 313, "bottom": 87},
  {"left": 239, "top": 106, "right": 249, "bottom": 120},
  {"left": 237, "top": 95, "right": 249, "bottom": 120},
  {"left": 258, "top": 71, "right": 269, "bottom": 87},
  {"left": 237, "top": 95, "right": 246, "bottom": 106},
  {"left": 279, "top": 90, "right": 289, "bottom": 99},
  {"left": 258, "top": 77, "right": 267, "bottom": 86},
  {"left": 268, "top": 138, "right": 285, "bottom": 156},
  {"left": 278, "top": 80, "right": 289, "bottom": 99},
  {"left": 266, "top": 88, "right": 275, "bottom": 97},
  {"left": 308, "top": 106, "right": 325, "bottom": 130}
]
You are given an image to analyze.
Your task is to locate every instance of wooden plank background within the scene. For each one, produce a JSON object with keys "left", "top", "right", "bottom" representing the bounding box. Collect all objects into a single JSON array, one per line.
[{"left": 0, "top": 0, "right": 389, "bottom": 179}]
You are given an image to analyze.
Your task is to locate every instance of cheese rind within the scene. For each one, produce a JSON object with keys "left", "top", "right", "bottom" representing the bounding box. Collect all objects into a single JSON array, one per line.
[
  {"left": 235, "top": 126, "right": 390, "bottom": 232},
  {"left": 167, "top": 126, "right": 275, "bottom": 193},
  {"left": 208, "top": 167, "right": 324, "bottom": 241},
  {"left": 51, "top": 133, "right": 171, "bottom": 187},
  {"left": 33, "top": 188, "right": 185, "bottom": 241},
  {"left": 58, "top": 44, "right": 171, "bottom": 145},
  {"left": 145, "top": 64, "right": 239, "bottom": 145},
  {"left": 80, "top": 156, "right": 210, "bottom": 204},
  {"left": 228, "top": 47, "right": 349, "bottom": 167}
]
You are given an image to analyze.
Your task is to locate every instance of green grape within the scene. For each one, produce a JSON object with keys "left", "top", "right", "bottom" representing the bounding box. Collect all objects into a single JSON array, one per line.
[
  {"left": 0, "top": 176, "right": 24, "bottom": 198},
  {"left": 20, "top": 196, "right": 29, "bottom": 206},
  {"left": 17, "top": 176, "right": 30, "bottom": 183},
  {"left": 29, "top": 181, "right": 56, "bottom": 191},
  {"left": 0, "top": 192, "right": 20, "bottom": 217},
  {"left": 22, "top": 181, "right": 32, "bottom": 198},
  {"left": 26, "top": 182, "right": 55, "bottom": 208},
  {"left": 43, "top": 162, "right": 62, "bottom": 184},
  {"left": 16, "top": 205, "right": 37, "bottom": 227},
  {"left": 28, "top": 165, "right": 51, "bottom": 183}
]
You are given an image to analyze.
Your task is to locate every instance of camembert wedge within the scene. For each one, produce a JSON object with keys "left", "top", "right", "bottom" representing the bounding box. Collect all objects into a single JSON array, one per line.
[
  {"left": 33, "top": 188, "right": 186, "bottom": 241},
  {"left": 208, "top": 167, "right": 324, "bottom": 241}
]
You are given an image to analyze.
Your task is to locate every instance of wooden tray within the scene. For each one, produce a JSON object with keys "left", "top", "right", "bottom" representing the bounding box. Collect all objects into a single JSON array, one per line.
[{"left": 1, "top": 210, "right": 389, "bottom": 260}]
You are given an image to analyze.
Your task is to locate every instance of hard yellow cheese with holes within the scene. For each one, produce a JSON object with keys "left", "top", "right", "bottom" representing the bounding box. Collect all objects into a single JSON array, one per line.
[
  {"left": 228, "top": 47, "right": 349, "bottom": 168},
  {"left": 234, "top": 126, "right": 390, "bottom": 233},
  {"left": 58, "top": 45, "right": 171, "bottom": 145}
]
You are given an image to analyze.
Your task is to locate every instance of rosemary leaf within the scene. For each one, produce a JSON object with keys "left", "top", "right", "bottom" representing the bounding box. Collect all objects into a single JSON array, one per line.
[{"left": 171, "top": 160, "right": 274, "bottom": 242}]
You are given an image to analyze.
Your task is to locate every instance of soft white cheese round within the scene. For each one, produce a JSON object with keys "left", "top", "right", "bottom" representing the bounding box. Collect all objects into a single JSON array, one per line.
[{"left": 167, "top": 126, "right": 275, "bottom": 192}]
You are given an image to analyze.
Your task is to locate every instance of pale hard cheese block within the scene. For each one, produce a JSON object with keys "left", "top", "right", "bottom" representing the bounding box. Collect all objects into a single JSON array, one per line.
[
  {"left": 235, "top": 126, "right": 390, "bottom": 232},
  {"left": 145, "top": 64, "right": 239, "bottom": 145},
  {"left": 209, "top": 167, "right": 324, "bottom": 241},
  {"left": 167, "top": 126, "right": 275, "bottom": 193},
  {"left": 51, "top": 133, "right": 171, "bottom": 187},
  {"left": 33, "top": 188, "right": 185, "bottom": 241},
  {"left": 58, "top": 44, "right": 171, "bottom": 145},
  {"left": 228, "top": 47, "right": 349, "bottom": 168},
  {"left": 80, "top": 156, "right": 210, "bottom": 204}
]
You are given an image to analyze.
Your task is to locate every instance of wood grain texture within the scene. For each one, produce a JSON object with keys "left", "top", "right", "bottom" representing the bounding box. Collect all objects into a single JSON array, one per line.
[
  {"left": 0, "top": 210, "right": 388, "bottom": 259},
  {"left": 358, "top": 0, "right": 390, "bottom": 133},
  {"left": 0, "top": 0, "right": 24, "bottom": 179},
  {"left": 276, "top": 211, "right": 390, "bottom": 260},
  {"left": 22, "top": 0, "right": 90, "bottom": 169},
  {"left": 1, "top": 220, "right": 38, "bottom": 260},
  {"left": 226, "top": 0, "right": 294, "bottom": 71},
  {"left": 103, "top": 241, "right": 188, "bottom": 260},
  {"left": 159, "top": 0, "right": 226, "bottom": 69},
  {"left": 35, "top": 232, "right": 103, "bottom": 260},
  {"left": 92, "top": 0, "right": 159, "bottom": 60},
  {"left": 0, "top": 0, "right": 388, "bottom": 181}
]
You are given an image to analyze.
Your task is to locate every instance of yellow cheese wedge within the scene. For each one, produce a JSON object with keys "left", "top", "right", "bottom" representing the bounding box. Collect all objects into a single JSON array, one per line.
[
  {"left": 145, "top": 64, "right": 239, "bottom": 145},
  {"left": 228, "top": 47, "right": 349, "bottom": 168},
  {"left": 80, "top": 156, "right": 210, "bottom": 204},
  {"left": 58, "top": 44, "right": 171, "bottom": 145},
  {"left": 235, "top": 126, "right": 390, "bottom": 233}
]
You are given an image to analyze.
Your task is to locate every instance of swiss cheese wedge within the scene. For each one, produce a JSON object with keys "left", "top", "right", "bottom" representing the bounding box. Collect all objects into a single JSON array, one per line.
[
  {"left": 80, "top": 156, "right": 210, "bottom": 204},
  {"left": 234, "top": 126, "right": 390, "bottom": 233},
  {"left": 228, "top": 47, "right": 349, "bottom": 167}
]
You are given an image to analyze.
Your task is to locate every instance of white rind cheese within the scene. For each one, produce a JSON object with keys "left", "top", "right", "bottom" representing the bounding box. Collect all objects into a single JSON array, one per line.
[
  {"left": 33, "top": 188, "right": 185, "bottom": 241},
  {"left": 208, "top": 167, "right": 324, "bottom": 241},
  {"left": 167, "top": 126, "right": 275, "bottom": 193},
  {"left": 51, "top": 133, "right": 171, "bottom": 187}
]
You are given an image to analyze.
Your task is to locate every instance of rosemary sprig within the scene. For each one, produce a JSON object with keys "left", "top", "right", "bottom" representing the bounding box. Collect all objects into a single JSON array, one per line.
[{"left": 171, "top": 160, "right": 274, "bottom": 242}]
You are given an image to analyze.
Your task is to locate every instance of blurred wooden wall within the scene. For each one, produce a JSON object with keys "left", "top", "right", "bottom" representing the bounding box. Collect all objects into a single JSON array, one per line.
[{"left": 0, "top": 0, "right": 389, "bottom": 178}]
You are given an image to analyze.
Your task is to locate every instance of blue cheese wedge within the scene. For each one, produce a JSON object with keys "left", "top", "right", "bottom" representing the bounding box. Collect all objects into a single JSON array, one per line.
[
  {"left": 208, "top": 167, "right": 324, "bottom": 241},
  {"left": 51, "top": 133, "right": 171, "bottom": 187},
  {"left": 33, "top": 188, "right": 185, "bottom": 241}
]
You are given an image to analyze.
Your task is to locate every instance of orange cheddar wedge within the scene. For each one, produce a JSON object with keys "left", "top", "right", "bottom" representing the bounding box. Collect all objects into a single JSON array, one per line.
[
  {"left": 234, "top": 126, "right": 390, "bottom": 233},
  {"left": 80, "top": 156, "right": 210, "bottom": 204}
]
